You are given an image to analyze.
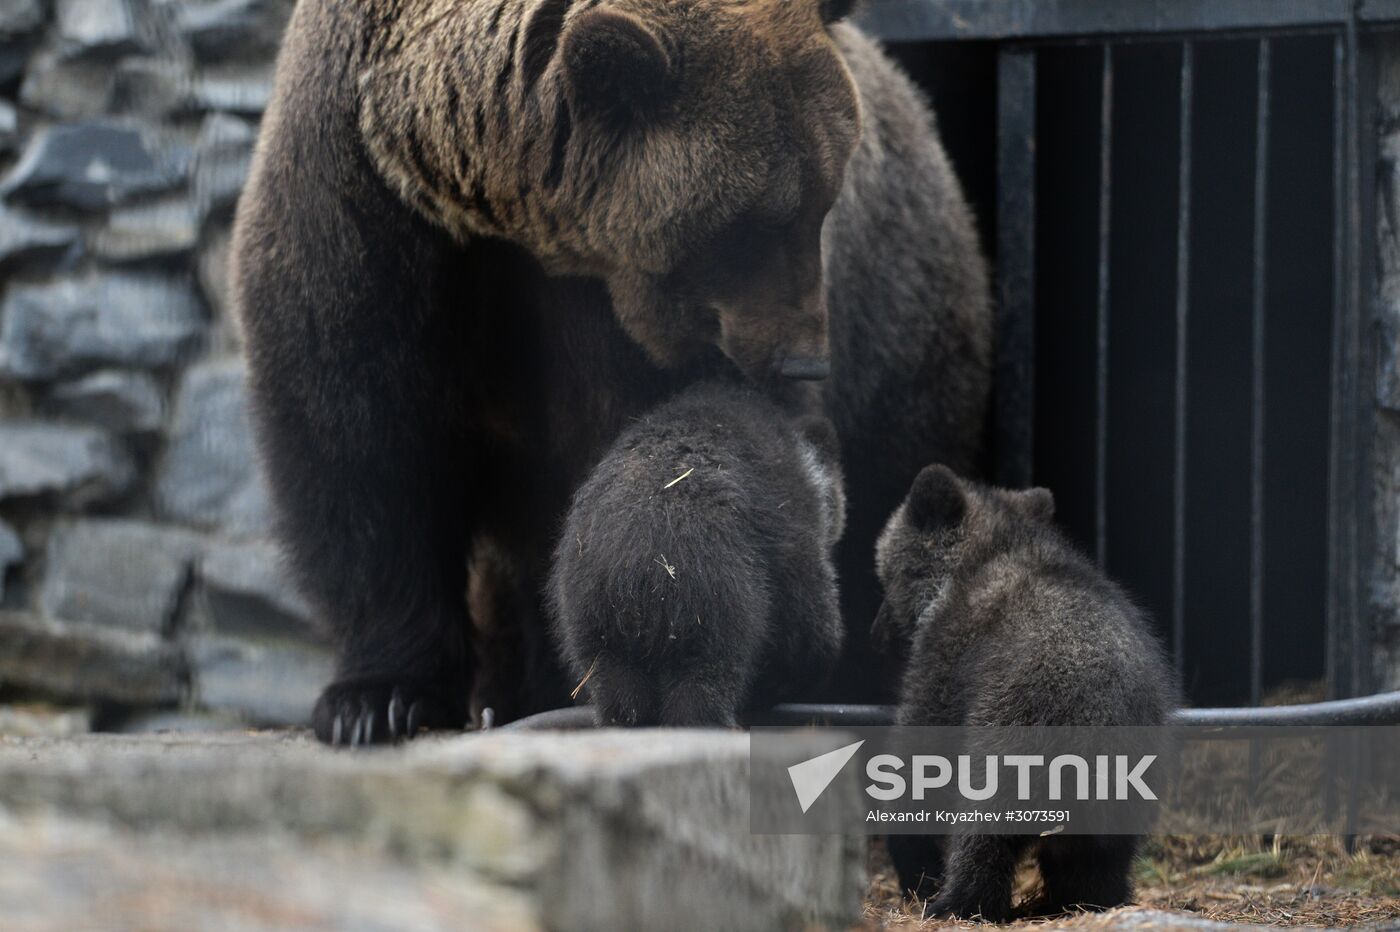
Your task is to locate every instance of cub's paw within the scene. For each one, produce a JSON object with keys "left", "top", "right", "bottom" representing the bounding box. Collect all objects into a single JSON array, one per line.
[
  {"left": 924, "top": 887, "right": 1012, "bottom": 924},
  {"left": 583, "top": 656, "right": 659, "bottom": 727},
  {"left": 312, "top": 679, "right": 464, "bottom": 747},
  {"left": 658, "top": 683, "right": 740, "bottom": 728}
]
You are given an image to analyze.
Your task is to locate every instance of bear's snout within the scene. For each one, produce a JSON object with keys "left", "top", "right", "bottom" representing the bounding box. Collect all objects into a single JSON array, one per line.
[{"left": 715, "top": 289, "right": 831, "bottom": 384}]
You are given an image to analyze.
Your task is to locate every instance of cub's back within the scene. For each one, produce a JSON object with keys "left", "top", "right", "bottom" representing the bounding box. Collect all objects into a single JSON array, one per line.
[{"left": 963, "top": 547, "right": 1176, "bottom": 727}]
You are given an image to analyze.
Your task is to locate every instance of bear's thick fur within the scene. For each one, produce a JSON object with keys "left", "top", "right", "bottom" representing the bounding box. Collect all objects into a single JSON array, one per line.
[
  {"left": 873, "top": 466, "right": 1179, "bottom": 921},
  {"left": 548, "top": 381, "right": 846, "bottom": 727},
  {"left": 231, "top": 0, "right": 992, "bottom": 744}
]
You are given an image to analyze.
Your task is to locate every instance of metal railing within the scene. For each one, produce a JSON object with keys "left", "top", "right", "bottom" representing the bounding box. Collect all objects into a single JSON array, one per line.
[{"left": 498, "top": 693, "right": 1400, "bottom": 731}]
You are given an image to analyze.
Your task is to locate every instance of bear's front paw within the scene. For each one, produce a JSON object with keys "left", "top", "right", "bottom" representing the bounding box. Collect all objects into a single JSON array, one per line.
[
  {"left": 313, "top": 679, "right": 464, "bottom": 747},
  {"left": 923, "top": 886, "right": 1012, "bottom": 924}
]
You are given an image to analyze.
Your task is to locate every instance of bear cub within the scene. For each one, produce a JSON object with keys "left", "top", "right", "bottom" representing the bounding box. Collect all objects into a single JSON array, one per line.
[
  {"left": 874, "top": 465, "right": 1178, "bottom": 921},
  {"left": 549, "top": 381, "right": 846, "bottom": 727}
]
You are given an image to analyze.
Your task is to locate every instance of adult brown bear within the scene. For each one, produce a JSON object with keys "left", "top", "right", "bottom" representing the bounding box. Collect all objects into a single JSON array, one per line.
[{"left": 232, "top": 0, "right": 992, "bottom": 744}]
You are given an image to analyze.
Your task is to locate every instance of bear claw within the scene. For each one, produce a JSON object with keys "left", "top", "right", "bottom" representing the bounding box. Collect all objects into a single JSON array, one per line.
[
  {"left": 313, "top": 680, "right": 459, "bottom": 747},
  {"left": 923, "top": 891, "right": 1010, "bottom": 924},
  {"left": 387, "top": 690, "right": 406, "bottom": 739}
]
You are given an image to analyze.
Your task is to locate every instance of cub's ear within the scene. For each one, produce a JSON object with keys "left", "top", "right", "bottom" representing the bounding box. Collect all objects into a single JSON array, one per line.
[
  {"left": 820, "top": 0, "right": 863, "bottom": 24},
  {"left": 562, "top": 9, "right": 679, "bottom": 122},
  {"left": 1019, "top": 487, "right": 1056, "bottom": 523},
  {"left": 796, "top": 415, "right": 841, "bottom": 462},
  {"left": 908, "top": 464, "right": 965, "bottom": 531}
]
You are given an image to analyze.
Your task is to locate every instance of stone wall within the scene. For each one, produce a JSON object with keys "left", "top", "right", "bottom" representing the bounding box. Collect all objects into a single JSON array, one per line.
[{"left": 0, "top": 0, "right": 330, "bottom": 731}]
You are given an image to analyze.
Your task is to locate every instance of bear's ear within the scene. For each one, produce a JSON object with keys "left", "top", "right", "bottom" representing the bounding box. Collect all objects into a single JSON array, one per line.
[
  {"left": 562, "top": 9, "right": 679, "bottom": 123},
  {"left": 796, "top": 415, "right": 841, "bottom": 462},
  {"left": 1019, "top": 487, "right": 1056, "bottom": 523},
  {"left": 908, "top": 464, "right": 965, "bottom": 532},
  {"left": 820, "top": 0, "right": 863, "bottom": 24}
]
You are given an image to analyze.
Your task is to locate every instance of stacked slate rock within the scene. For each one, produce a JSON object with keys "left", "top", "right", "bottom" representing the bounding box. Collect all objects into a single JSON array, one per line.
[{"left": 0, "top": 0, "right": 332, "bottom": 733}]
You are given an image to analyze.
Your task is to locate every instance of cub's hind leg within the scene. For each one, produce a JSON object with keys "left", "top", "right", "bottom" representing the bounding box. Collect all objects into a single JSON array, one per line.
[
  {"left": 886, "top": 833, "right": 945, "bottom": 902},
  {"left": 925, "top": 834, "right": 1034, "bottom": 922},
  {"left": 1033, "top": 834, "right": 1136, "bottom": 915}
]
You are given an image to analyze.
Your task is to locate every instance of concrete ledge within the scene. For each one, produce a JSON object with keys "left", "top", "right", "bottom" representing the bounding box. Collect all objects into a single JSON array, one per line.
[
  {"left": 0, "top": 815, "right": 538, "bottom": 932},
  {"left": 0, "top": 730, "right": 865, "bottom": 931}
]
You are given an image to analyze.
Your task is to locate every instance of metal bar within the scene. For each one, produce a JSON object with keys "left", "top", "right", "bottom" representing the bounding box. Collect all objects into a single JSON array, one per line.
[
  {"left": 1326, "top": 34, "right": 1351, "bottom": 701},
  {"left": 1324, "top": 19, "right": 1375, "bottom": 704},
  {"left": 1324, "top": 32, "right": 1349, "bottom": 826},
  {"left": 1095, "top": 45, "right": 1114, "bottom": 568},
  {"left": 1173, "top": 43, "right": 1195, "bottom": 676},
  {"left": 1250, "top": 40, "right": 1272, "bottom": 708},
  {"left": 1345, "top": 20, "right": 1361, "bottom": 704},
  {"left": 856, "top": 0, "right": 1400, "bottom": 43},
  {"left": 1334, "top": 18, "right": 1378, "bottom": 847},
  {"left": 497, "top": 707, "right": 595, "bottom": 731},
  {"left": 747, "top": 705, "right": 901, "bottom": 727},
  {"left": 497, "top": 692, "right": 1400, "bottom": 732},
  {"left": 995, "top": 49, "right": 1038, "bottom": 489},
  {"left": 1172, "top": 690, "right": 1400, "bottom": 727},
  {"left": 1346, "top": 20, "right": 1376, "bottom": 704},
  {"left": 1345, "top": 730, "right": 1363, "bottom": 844}
]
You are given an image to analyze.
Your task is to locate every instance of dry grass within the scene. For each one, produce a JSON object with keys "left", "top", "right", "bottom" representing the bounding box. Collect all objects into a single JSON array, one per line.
[
  {"left": 1130, "top": 835, "right": 1400, "bottom": 926},
  {"left": 858, "top": 836, "right": 1400, "bottom": 928}
]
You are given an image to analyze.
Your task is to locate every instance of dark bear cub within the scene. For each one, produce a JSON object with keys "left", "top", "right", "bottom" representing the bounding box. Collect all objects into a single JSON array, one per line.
[
  {"left": 874, "top": 465, "right": 1177, "bottom": 921},
  {"left": 548, "top": 381, "right": 846, "bottom": 727}
]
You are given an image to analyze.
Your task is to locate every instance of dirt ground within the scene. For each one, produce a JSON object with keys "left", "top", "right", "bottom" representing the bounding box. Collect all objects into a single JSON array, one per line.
[{"left": 860, "top": 835, "right": 1400, "bottom": 928}]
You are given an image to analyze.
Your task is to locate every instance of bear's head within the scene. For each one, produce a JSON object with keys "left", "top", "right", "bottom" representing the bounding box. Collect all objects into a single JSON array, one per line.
[
  {"left": 552, "top": 0, "right": 864, "bottom": 383},
  {"left": 871, "top": 465, "right": 1056, "bottom": 651}
]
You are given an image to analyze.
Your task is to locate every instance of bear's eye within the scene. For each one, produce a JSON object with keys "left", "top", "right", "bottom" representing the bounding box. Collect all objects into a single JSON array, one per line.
[
  {"left": 711, "top": 223, "right": 782, "bottom": 275},
  {"left": 729, "top": 205, "right": 797, "bottom": 249},
  {"left": 666, "top": 211, "right": 795, "bottom": 299}
]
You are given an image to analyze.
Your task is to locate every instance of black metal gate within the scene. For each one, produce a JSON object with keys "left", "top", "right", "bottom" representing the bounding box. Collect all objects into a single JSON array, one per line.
[{"left": 856, "top": 0, "right": 1400, "bottom": 708}]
